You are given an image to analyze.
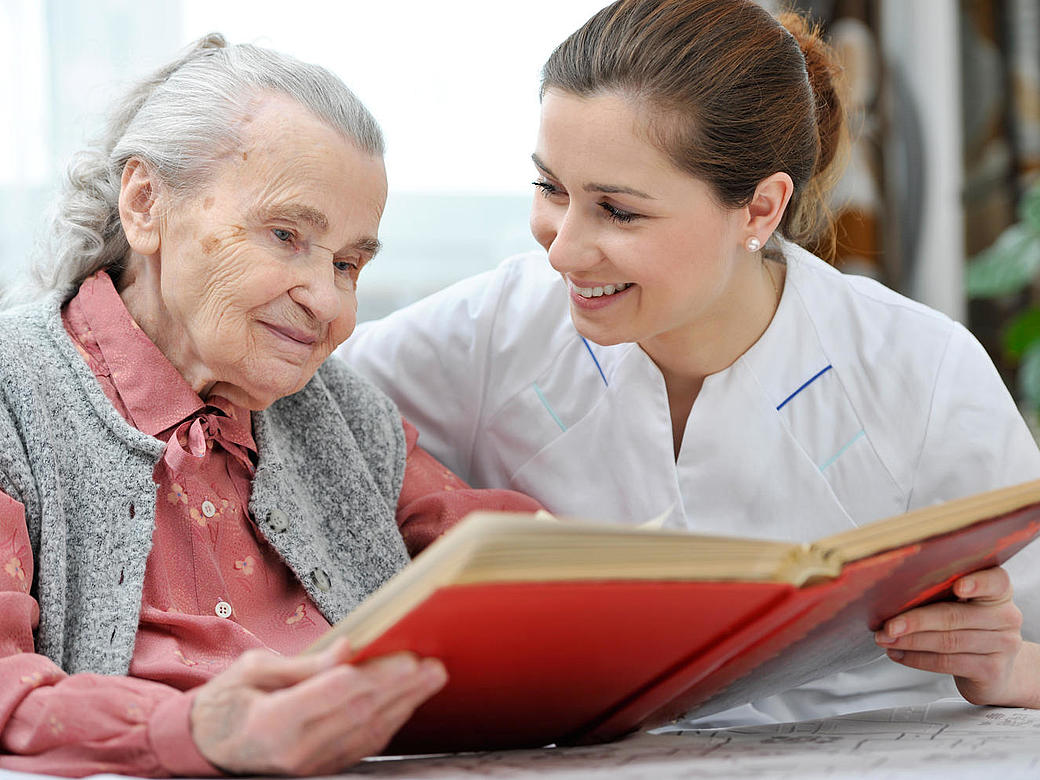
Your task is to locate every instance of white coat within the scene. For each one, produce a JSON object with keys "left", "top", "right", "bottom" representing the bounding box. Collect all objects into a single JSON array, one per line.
[{"left": 340, "top": 242, "right": 1040, "bottom": 725}]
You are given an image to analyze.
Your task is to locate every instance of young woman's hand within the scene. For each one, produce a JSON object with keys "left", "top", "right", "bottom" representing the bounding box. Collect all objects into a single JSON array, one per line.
[
  {"left": 875, "top": 566, "right": 1040, "bottom": 707},
  {"left": 190, "top": 639, "right": 446, "bottom": 775}
]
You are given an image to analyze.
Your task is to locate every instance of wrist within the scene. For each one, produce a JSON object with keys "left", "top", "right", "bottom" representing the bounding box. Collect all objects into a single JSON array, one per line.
[
  {"left": 148, "top": 688, "right": 226, "bottom": 777},
  {"left": 1010, "top": 641, "right": 1040, "bottom": 709},
  {"left": 983, "top": 640, "right": 1040, "bottom": 709}
]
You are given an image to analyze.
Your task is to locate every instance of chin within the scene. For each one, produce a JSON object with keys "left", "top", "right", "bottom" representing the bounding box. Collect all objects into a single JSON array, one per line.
[
  {"left": 215, "top": 371, "right": 315, "bottom": 411},
  {"left": 591, "top": 333, "right": 630, "bottom": 347},
  {"left": 258, "top": 380, "right": 310, "bottom": 408},
  {"left": 570, "top": 321, "right": 629, "bottom": 348}
]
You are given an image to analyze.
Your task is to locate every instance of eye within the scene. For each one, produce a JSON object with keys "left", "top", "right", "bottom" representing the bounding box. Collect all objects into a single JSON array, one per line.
[
  {"left": 333, "top": 258, "right": 362, "bottom": 277},
  {"left": 600, "top": 201, "right": 640, "bottom": 224},
  {"left": 533, "top": 180, "right": 562, "bottom": 198},
  {"left": 272, "top": 228, "right": 294, "bottom": 243}
]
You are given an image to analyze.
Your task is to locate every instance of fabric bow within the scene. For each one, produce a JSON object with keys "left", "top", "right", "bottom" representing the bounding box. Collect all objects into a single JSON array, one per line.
[{"left": 157, "top": 399, "right": 256, "bottom": 479}]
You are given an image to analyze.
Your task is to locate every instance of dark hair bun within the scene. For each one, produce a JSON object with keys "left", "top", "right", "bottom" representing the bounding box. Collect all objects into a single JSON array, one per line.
[{"left": 778, "top": 12, "right": 847, "bottom": 181}]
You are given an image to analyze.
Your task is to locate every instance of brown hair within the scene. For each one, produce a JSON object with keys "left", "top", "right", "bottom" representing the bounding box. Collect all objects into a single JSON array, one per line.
[{"left": 541, "top": 0, "right": 848, "bottom": 261}]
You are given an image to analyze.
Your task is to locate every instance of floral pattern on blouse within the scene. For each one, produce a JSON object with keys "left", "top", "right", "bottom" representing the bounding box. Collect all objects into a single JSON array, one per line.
[{"left": 1, "top": 512, "right": 31, "bottom": 594}]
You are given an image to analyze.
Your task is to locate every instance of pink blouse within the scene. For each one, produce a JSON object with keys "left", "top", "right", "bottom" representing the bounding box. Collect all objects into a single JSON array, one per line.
[{"left": 0, "top": 272, "right": 541, "bottom": 777}]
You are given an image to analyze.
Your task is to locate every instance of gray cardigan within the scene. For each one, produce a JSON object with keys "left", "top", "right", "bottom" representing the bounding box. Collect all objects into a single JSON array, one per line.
[{"left": 0, "top": 295, "right": 410, "bottom": 675}]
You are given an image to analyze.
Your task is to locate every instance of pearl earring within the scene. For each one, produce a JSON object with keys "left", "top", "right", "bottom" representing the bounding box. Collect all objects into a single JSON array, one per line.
[{"left": 745, "top": 236, "right": 762, "bottom": 252}]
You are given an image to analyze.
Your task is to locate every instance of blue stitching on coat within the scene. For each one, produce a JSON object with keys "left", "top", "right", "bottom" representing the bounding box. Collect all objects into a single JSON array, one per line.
[
  {"left": 776, "top": 365, "right": 833, "bottom": 410},
  {"left": 533, "top": 383, "right": 567, "bottom": 432},
  {"left": 819, "top": 429, "right": 865, "bottom": 472},
  {"left": 581, "top": 337, "right": 609, "bottom": 387}
]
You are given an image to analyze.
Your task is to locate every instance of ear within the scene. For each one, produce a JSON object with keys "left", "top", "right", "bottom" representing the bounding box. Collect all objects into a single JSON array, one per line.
[
  {"left": 744, "top": 171, "right": 794, "bottom": 244},
  {"left": 118, "top": 158, "right": 162, "bottom": 256}
]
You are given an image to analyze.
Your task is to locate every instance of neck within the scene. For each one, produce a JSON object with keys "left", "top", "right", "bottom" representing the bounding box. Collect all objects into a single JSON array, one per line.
[
  {"left": 116, "top": 253, "right": 215, "bottom": 398},
  {"left": 644, "top": 259, "right": 782, "bottom": 387},
  {"left": 645, "top": 258, "right": 784, "bottom": 458}
]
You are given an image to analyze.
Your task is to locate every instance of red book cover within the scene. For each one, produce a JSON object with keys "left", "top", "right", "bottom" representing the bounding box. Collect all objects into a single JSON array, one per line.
[
  {"left": 333, "top": 488, "right": 1040, "bottom": 755},
  {"left": 356, "top": 579, "right": 798, "bottom": 754}
]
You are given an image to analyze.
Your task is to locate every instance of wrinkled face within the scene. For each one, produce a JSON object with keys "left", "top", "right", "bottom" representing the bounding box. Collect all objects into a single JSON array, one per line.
[
  {"left": 145, "top": 96, "right": 387, "bottom": 409},
  {"left": 529, "top": 90, "right": 749, "bottom": 354}
]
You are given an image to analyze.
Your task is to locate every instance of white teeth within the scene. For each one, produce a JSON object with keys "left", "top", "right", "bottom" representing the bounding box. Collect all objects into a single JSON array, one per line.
[{"left": 574, "top": 282, "right": 630, "bottom": 298}]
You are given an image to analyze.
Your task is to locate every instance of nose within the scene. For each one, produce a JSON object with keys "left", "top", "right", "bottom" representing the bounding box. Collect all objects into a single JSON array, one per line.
[
  {"left": 290, "top": 248, "right": 348, "bottom": 325},
  {"left": 533, "top": 204, "right": 600, "bottom": 275}
]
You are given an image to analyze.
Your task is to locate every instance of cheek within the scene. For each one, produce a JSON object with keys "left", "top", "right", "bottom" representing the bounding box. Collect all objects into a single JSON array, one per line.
[
  {"left": 329, "top": 307, "right": 358, "bottom": 350},
  {"left": 179, "top": 233, "right": 263, "bottom": 304},
  {"left": 529, "top": 197, "right": 557, "bottom": 251}
]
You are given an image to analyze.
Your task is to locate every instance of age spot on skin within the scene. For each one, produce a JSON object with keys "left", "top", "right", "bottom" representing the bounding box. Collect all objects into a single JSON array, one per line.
[
  {"left": 200, "top": 234, "right": 222, "bottom": 255},
  {"left": 203, "top": 197, "right": 215, "bottom": 211},
  {"left": 242, "top": 152, "right": 248, "bottom": 161}
]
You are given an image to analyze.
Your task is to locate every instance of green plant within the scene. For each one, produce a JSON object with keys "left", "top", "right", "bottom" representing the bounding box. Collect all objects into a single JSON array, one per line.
[{"left": 965, "top": 181, "right": 1040, "bottom": 408}]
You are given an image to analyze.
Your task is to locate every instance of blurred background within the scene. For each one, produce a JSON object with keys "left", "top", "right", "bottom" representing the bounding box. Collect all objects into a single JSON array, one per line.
[{"left": 1, "top": 0, "right": 1038, "bottom": 401}]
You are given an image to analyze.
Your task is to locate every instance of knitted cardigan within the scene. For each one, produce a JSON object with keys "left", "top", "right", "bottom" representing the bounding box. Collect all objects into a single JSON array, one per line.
[{"left": 0, "top": 295, "right": 409, "bottom": 675}]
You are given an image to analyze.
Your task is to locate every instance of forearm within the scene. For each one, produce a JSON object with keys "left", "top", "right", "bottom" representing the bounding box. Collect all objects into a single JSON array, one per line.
[
  {"left": 0, "top": 589, "right": 215, "bottom": 778},
  {"left": 0, "top": 652, "right": 216, "bottom": 778}
]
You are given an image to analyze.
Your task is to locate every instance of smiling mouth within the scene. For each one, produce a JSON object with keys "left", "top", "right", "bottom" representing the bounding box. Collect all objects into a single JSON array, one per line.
[
  {"left": 261, "top": 322, "right": 320, "bottom": 348},
  {"left": 571, "top": 282, "right": 633, "bottom": 299}
]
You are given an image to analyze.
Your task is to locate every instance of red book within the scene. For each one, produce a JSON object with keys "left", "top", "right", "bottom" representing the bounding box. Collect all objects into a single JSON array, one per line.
[{"left": 308, "top": 480, "right": 1040, "bottom": 754}]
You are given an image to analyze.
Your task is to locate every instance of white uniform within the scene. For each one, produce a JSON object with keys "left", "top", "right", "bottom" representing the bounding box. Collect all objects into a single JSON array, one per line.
[{"left": 340, "top": 243, "right": 1040, "bottom": 724}]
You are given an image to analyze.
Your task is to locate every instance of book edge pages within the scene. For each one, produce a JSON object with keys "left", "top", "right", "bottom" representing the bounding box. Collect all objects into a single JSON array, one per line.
[
  {"left": 816, "top": 478, "right": 1040, "bottom": 563},
  {"left": 310, "top": 512, "right": 810, "bottom": 654}
]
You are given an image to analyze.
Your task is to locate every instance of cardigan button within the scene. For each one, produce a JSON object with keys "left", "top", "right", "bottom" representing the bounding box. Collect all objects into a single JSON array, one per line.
[
  {"left": 214, "top": 601, "right": 233, "bottom": 619},
  {"left": 267, "top": 508, "right": 289, "bottom": 532},
  {"left": 311, "top": 568, "right": 332, "bottom": 592}
]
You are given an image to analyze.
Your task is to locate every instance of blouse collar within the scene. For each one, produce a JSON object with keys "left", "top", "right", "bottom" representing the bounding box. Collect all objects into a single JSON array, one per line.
[{"left": 63, "top": 270, "right": 255, "bottom": 451}]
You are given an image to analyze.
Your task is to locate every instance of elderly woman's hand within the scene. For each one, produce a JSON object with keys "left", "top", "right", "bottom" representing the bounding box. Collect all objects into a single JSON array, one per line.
[
  {"left": 190, "top": 638, "right": 446, "bottom": 775},
  {"left": 875, "top": 566, "right": 1040, "bottom": 708}
]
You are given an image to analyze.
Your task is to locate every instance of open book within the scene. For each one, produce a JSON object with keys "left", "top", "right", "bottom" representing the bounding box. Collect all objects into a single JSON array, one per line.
[{"left": 309, "top": 479, "right": 1040, "bottom": 754}]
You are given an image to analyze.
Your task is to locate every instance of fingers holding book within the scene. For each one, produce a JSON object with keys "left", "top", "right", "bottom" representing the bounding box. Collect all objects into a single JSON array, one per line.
[
  {"left": 874, "top": 566, "right": 1040, "bottom": 708},
  {"left": 190, "top": 638, "right": 447, "bottom": 774}
]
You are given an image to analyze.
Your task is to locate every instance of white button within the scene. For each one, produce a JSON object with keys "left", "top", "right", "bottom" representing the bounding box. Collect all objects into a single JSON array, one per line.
[
  {"left": 201, "top": 500, "right": 217, "bottom": 518},
  {"left": 267, "top": 508, "right": 289, "bottom": 532},
  {"left": 311, "top": 568, "right": 332, "bottom": 592},
  {"left": 214, "top": 601, "right": 233, "bottom": 618}
]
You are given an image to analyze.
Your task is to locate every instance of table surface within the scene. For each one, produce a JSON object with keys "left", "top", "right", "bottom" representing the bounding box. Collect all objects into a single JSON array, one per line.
[{"left": 2, "top": 700, "right": 1037, "bottom": 780}]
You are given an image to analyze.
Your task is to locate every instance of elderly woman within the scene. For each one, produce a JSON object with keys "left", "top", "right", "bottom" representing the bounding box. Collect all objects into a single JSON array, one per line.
[{"left": 0, "top": 35, "right": 538, "bottom": 777}]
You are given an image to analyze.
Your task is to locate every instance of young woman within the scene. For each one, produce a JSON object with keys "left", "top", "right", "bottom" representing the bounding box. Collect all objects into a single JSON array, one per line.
[{"left": 341, "top": 0, "right": 1040, "bottom": 724}]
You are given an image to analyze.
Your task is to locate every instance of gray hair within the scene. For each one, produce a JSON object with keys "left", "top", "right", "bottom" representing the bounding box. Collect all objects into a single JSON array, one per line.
[{"left": 31, "top": 33, "right": 384, "bottom": 300}]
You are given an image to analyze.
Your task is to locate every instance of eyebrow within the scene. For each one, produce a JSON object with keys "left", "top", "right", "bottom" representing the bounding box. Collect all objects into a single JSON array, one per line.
[
  {"left": 531, "top": 154, "right": 655, "bottom": 200},
  {"left": 253, "top": 202, "right": 381, "bottom": 257},
  {"left": 355, "top": 237, "right": 382, "bottom": 258},
  {"left": 256, "top": 203, "right": 330, "bottom": 233}
]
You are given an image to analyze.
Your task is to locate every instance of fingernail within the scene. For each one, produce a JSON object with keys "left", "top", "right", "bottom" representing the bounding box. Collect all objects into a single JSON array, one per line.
[
  {"left": 324, "top": 637, "right": 353, "bottom": 663},
  {"left": 887, "top": 619, "right": 906, "bottom": 638},
  {"left": 874, "top": 630, "right": 891, "bottom": 645},
  {"left": 385, "top": 653, "right": 419, "bottom": 676},
  {"left": 419, "top": 658, "right": 443, "bottom": 674},
  {"left": 958, "top": 578, "right": 976, "bottom": 596},
  {"left": 330, "top": 637, "right": 351, "bottom": 654},
  {"left": 420, "top": 659, "right": 448, "bottom": 688},
  {"left": 887, "top": 649, "right": 904, "bottom": 661}
]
